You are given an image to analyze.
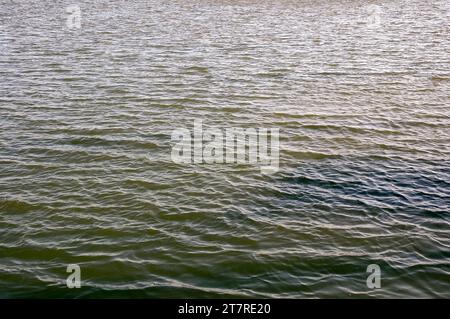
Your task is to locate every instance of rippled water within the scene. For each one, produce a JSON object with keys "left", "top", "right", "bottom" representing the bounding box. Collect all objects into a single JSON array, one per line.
[{"left": 0, "top": 0, "right": 449, "bottom": 298}]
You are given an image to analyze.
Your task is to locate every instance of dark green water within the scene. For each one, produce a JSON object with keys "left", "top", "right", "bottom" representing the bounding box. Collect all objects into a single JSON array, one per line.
[{"left": 0, "top": 0, "right": 449, "bottom": 298}]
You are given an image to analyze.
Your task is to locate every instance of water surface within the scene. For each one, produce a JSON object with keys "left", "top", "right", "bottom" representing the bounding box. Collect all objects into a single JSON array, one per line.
[{"left": 0, "top": 0, "right": 449, "bottom": 298}]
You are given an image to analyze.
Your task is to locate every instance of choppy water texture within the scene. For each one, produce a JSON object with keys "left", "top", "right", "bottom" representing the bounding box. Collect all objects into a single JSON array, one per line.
[{"left": 0, "top": 0, "right": 449, "bottom": 298}]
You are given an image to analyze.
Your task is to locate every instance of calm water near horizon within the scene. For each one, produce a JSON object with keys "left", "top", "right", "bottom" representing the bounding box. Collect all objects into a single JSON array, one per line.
[{"left": 0, "top": 0, "right": 449, "bottom": 298}]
